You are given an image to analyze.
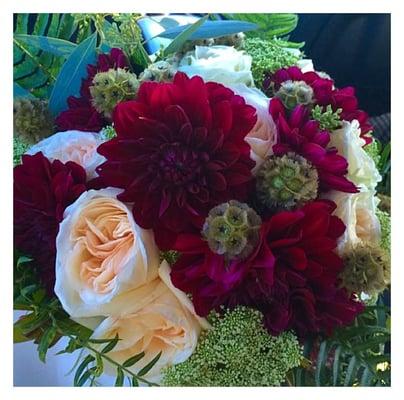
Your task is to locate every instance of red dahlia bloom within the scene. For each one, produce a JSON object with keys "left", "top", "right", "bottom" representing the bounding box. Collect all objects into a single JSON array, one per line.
[
  {"left": 269, "top": 97, "right": 358, "bottom": 193},
  {"left": 170, "top": 200, "right": 364, "bottom": 337},
  {"left": 264, "top": 66, "right": 373, "bottom": 144},
  {"left": 56, "top": 48, "right": 129, "bottom": 132},
  {"left": 96, "top": 72, "right": 257, "bottom": 248},
  {"left": 14, "top": 152, "right": 87, "bottom": 293}
]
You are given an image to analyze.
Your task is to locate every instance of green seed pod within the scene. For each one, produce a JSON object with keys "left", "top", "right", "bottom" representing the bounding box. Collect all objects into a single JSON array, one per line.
[
  {"left": 275, "top": 80, "right": 314, "bottom": 110},
  {"left": 256, "top": 153, "right": 319, "bottom": 210},
  {"left": 13, "top": 98, "right": 54, "bottom": 144},
  {"left": 139, "top": 60, "right": 177, "bottom": 83},
  {"left": 341, "top": 243, "right": 390, "bottom": 295},
  {"left": 90, "top": 68, "right": 139, "bottom": 118},
  {"left": 202, "top": 200, "right": 262, "bottom": 260},
  {"left": 214, "top": 32, "right": 246, "bottom": 48}
]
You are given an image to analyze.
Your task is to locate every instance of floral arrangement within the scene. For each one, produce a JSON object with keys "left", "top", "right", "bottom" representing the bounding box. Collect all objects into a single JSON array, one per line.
[{"left": 13, "top": 13, "right": 391, "bottom": 387}]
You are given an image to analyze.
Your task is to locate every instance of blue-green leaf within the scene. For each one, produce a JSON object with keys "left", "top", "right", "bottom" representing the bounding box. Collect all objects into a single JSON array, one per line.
[
  {"left": 14, "top": 34, "right": 77, "bottom": 57},
  {"left": 156, "top": 20, "right": 258, "bottom": 40},
  {"left": 163, "top": 15, "right": 209, "bottom": 56},
  {"left": 49, "top": 33, "right": 97, "bottom": 116}
]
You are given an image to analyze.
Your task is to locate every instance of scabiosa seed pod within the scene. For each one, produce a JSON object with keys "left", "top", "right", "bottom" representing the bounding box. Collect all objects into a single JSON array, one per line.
[
  {"left": 256, "top": 153, "right": 319, "bottom": 210},
  {"left": 139, "top": 60, "right": 178, "bottom": 83},
  {"left": 13, "top": 98, "right": 54, "bottom": 144},
  {"left": 341, "top": 243, "right": 390, "bottom": 295},
  {"left": 89, "top": 68, "right": 139, "bottom": 118},
  {"left": 202, "top": 200, "right": 262, "bottom": 261},
  {"left": 275, "top": 80, "right": 314, "bottom": 110},
  {"left": 214, "top": 32, "right": 246, "bottom": 48}
]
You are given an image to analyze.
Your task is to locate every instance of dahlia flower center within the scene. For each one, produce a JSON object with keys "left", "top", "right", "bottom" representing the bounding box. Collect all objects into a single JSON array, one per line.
[{"left": 158, "top": 142, "right": 206, "bottom": 186}]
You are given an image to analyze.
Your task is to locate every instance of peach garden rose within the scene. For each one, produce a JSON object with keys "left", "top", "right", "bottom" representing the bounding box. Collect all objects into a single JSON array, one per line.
[
  {"left": 55, "top": 188, "right": 159, "bottom": 317},
  {"left": 87, "top": 261, "right": 210, "bottom": 383}
]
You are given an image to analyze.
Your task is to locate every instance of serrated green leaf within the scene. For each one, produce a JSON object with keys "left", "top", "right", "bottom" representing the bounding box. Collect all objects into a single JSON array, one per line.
[
  {"left": 74, "top": 354, "right": 95, "bottom": 386},
  {"left": 351, "top": 335, "right": 390, "bottom": 352},
  {"left": 343, "top": 356, "right": 357, "bottom": 386},
  {"left": 115, "top": 368, "right": 124, "bottom": 386},
  {"left": 38, "top": 326, "right": 57, "bottom": 362},
  {"left": 16, "top": 255, "right": 33, "bottom": 267},
  {"left": 131, "top": 376, "right": 139, "bottom": 386},
  {"left": 137, "top": 351, "right": 162, "bottom": 377},
  {"left": 122, "top": 352, "right": 145, "bottom": 368},
  {"left": 163, "top": 15, "right": 209, "bottom": 56},
  {"left": 101, "top": 334, "right": 119, "bottom": 354},
  {"left": 49, "top": 32, "right": 97, "bottom": 115},
  {"left": 13, "top": 324, "right": 31, "bottom": 343},
  {"left": 14, "top": 34, "right": 77, "bottom": 57}
]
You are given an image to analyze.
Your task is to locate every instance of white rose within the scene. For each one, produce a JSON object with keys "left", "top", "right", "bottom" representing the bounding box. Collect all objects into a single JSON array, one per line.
[
  {"left": 323, "top": 190, "right": 381, "bottom": 254},
  {"left": 55, "top": 188, "right": 159, "bottom": 317},
  {"left": 89, "top": 261, "right": 209, "bottom": 383},
  {"left": 296, "top": 58, "right": 315, "bottom": 73},
  {"left": 328, "top": 120, "right": 381, "bottom": 191},
  {"left": 228, "top": 84, "right": 277, "bottom": 172},
  {"left": 26, "top": 130, "right": 105, "bottom": 179},
  {"left": 178, "top": 45, "right": 253, "bottom": 86}
]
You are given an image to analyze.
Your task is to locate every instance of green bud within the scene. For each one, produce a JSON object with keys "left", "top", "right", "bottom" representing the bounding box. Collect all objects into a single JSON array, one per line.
[
  {"left": 341, "top": 243, "right": 390, "bottom": 295},
  {"left": 275, "top": 80, "right": 314, "bottom": 110},
  {"left": 256, "top": 153, "right": 319, "bottom": 210},
  {"left": 90, "top": 68, "right": 139, "bottom": 118},
  {"left": 13, "top": 98, "right": 54, "bottom": 144},
  {"left": 202, "top": 200, "right": 262, "bottom": 261}
]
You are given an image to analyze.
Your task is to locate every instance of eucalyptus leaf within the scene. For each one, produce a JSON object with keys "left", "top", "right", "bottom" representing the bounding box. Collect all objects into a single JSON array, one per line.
[
  {"left": 156, "top": 20, "right": 258, "bottom": 40},
  {"left": 14, "top": 34, "right": 77, "bottom": 57},
  {"left": 163, "top": 15, "right": 209, "bottom": 56},
  {"left": 13, "top": 82, "right": 34, "bottom": 98},
  {"left": 315, "top": 341, "right": 328, "bottom": 386},
  {"left": 343, "top": 356, "right": 357, "bottom": 386},
  {"left": 49, "top": 32, "right": 97, "bottom": 116},
  {"left": 332, "top": 345, "right": 342, "bottom": 386}
]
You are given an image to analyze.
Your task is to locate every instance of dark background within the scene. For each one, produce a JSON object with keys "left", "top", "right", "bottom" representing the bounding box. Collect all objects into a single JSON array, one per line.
[{"left": 289, "top": 14, "right": 390, "bottom": 117}]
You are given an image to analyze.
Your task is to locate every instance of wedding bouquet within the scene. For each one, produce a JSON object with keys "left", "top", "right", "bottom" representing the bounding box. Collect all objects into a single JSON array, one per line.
[{"left": 13, "top": 13, "right": 391, "bottom": 387}]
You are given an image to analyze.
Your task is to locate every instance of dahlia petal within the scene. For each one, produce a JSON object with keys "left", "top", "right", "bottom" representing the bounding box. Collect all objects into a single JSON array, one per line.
[
  {"left": 212, "top": 100, "right": 233, "bottom": 134},
  {"left": 318, "top": 171, "right": 359, "bottom": 193}
]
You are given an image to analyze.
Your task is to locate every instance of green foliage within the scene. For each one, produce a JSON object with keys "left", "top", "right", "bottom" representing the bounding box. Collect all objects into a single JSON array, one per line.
[
  {"left": 13, "top": 137, "right": 30, "bottom": 166},
  {"left": 377, "top": 209, "right": 391, "bottom": 253},
  {"left": 160, "top": 250, "right": 180, "bottom": 265},
  {"left": 13, "top": 14, "right": 79, "bottom": 98},
  {"left": 243, "top": 38, "right": 301, "bottom": 87},
  {"left": 311, "top": 105, "right": 343, "bottom": 131},
  {"left": 293, "top": 302, "right": 390, "bottom": 386},
  {"left": 13, "top": 251, "right": 160, "bottom": 387},
  {"left": 377, "top": 141, "right": 391, "bottom": 195},
  {"left": 48, "top": 33, "right": 97, "bottom": 115},
  {"left": 163, "top": 307, "right": 302, "bottom": 386},
  {"left": 364, "top": 137, "right": 381, "bottom": 166},
  {"left": 100, "top": 125, "right": 117, "bottom": 140},
  {"left": 225, "top": 14, "right": 302, "bottom": 43}
]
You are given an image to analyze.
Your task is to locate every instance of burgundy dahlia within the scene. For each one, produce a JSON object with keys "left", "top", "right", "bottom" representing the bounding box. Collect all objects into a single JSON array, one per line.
[
  {"left": 269, "top": 97, "right": 358, "bottom": 193},
  {"left": 96, "top": 72, "right": 257, "bottom": 248},
  {"left": 14, "top": 152, "right": 87, "bottom": 293},
  {"left": 170, "top": 200, "right": 364, "bottom": 338},
  {"left": 56, "top": 48, "right": 129, "bottom": 132},
  {"left": 264, "top": 66, "right": 373, "bottom": 144}
]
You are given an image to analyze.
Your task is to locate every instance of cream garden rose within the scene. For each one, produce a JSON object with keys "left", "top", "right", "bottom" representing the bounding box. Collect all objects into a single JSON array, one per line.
[
  {"left": 229, "top": 84, "right": 277, "bottom": 172},
  {"left": 26, "top": 130, "right": 105, "bottom": 179},
  {"left": 55, "top": 188, "right": 159, "bottom": 317},
  {"left": 328, "top": 120, "right": 381, "bottom": 190},
  {"left": 323, "top": 190, "right": 381, "bottom": 254},
  {"left": 178, "top": 45, "right": 254, "bottom": 86},
  {"left": 89, "top": 261, "right": 210, "bottom": 383},
  {"left": 324, "top": 120, "right": 382, "bottom": 253}
]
